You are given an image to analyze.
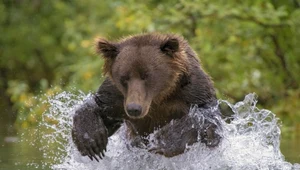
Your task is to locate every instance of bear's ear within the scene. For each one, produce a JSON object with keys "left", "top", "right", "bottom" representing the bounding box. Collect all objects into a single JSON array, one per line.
[
  {"left": 160, "top": 38, "right": 179, "bottom": 56},
  {"left": 96, "top": 38, "right": 119, "bottom": 59}
]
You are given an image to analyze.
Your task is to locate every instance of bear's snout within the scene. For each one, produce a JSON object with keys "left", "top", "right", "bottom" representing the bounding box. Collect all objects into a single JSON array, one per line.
[{"left": 126, "top": 103, "right": 142, "bottom": 117}]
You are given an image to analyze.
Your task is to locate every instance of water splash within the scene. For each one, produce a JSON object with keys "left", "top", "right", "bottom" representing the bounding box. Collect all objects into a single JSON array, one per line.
[{"left": 38, "top": 92, "right": 300, "bottom": 170}]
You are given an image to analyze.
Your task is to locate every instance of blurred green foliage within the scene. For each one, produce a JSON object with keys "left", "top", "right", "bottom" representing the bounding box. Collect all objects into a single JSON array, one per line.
[{"left": 0, "top": 0, "right": 299, "bottom": 132}]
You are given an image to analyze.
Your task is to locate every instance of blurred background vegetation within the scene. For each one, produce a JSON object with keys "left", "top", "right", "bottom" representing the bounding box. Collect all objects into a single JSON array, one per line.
[{"left": 0, "top": 0, "right": 299, "bottom": 161}]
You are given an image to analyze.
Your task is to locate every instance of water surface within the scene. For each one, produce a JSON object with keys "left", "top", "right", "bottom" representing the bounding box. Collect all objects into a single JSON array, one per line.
[{"left": 0, "top": 92, "right": 299, "bottom": 170}]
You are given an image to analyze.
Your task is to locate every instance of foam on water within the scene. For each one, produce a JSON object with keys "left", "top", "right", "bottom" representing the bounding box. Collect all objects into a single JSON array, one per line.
[{"left": 38, "top": 92, "right": 300, "bottom": 170}]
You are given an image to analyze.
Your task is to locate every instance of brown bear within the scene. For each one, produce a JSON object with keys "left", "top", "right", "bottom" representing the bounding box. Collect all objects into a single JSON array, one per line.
[{"left": 71, "top": 33, "right": 222, "bottom": 161}]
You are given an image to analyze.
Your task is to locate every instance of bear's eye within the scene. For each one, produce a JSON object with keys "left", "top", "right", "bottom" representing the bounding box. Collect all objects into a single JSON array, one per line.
[
  {"left": 120, "top": 75, "right": 129, "bottom": 87},
  {"left": 140, "top": 72, "right": 148, "bottom": 80}
]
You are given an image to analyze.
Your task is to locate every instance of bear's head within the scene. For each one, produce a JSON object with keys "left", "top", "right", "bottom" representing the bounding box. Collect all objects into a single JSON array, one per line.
[{"left": 96, "top": 34, "right": 191, "bottom": 119}]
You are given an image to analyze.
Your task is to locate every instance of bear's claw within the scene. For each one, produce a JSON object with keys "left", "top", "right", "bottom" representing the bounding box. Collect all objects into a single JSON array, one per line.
[{"left": 72, "top": 105, "right": 108, "bottom": 161}]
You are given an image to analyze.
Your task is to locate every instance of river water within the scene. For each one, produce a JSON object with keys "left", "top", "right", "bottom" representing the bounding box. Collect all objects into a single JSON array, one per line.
[{"left": 0, "top": 92, "right": 299, "bottom": 170}]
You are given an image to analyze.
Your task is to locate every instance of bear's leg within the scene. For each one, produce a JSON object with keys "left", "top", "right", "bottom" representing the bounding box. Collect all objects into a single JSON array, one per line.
[
  {"left": 72, "top": 98, "right": 108, "bottom": 161},
  {"left": 72, "top": 78, "right": 125, "bottom": 160},
  {"left": 148, "top": 112, "right": 222, "bottom": 157}
]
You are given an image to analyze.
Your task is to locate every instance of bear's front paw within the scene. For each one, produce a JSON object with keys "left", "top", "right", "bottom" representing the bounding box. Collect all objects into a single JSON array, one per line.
[{"left": 72, "top": 111, "right": 108, "bottom": 162}]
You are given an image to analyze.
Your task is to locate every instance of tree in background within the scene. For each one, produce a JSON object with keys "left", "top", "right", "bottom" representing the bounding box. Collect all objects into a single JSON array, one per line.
[{"left": 0, "top": 0, "right": 299, "bottom": 134}]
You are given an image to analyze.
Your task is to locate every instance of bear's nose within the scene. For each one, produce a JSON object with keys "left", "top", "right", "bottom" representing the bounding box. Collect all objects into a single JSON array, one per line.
[{"left": 126, "top": 103, "right": 142, "bottom": 117}]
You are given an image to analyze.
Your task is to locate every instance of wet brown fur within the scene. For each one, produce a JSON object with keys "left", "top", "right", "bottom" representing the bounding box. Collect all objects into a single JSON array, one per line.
[
  {"left": 96, "top": 33, "right": 216, "bottom": 138},
  {"left": 72, "top": 33, "right": 220, "bottom": 159}
]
